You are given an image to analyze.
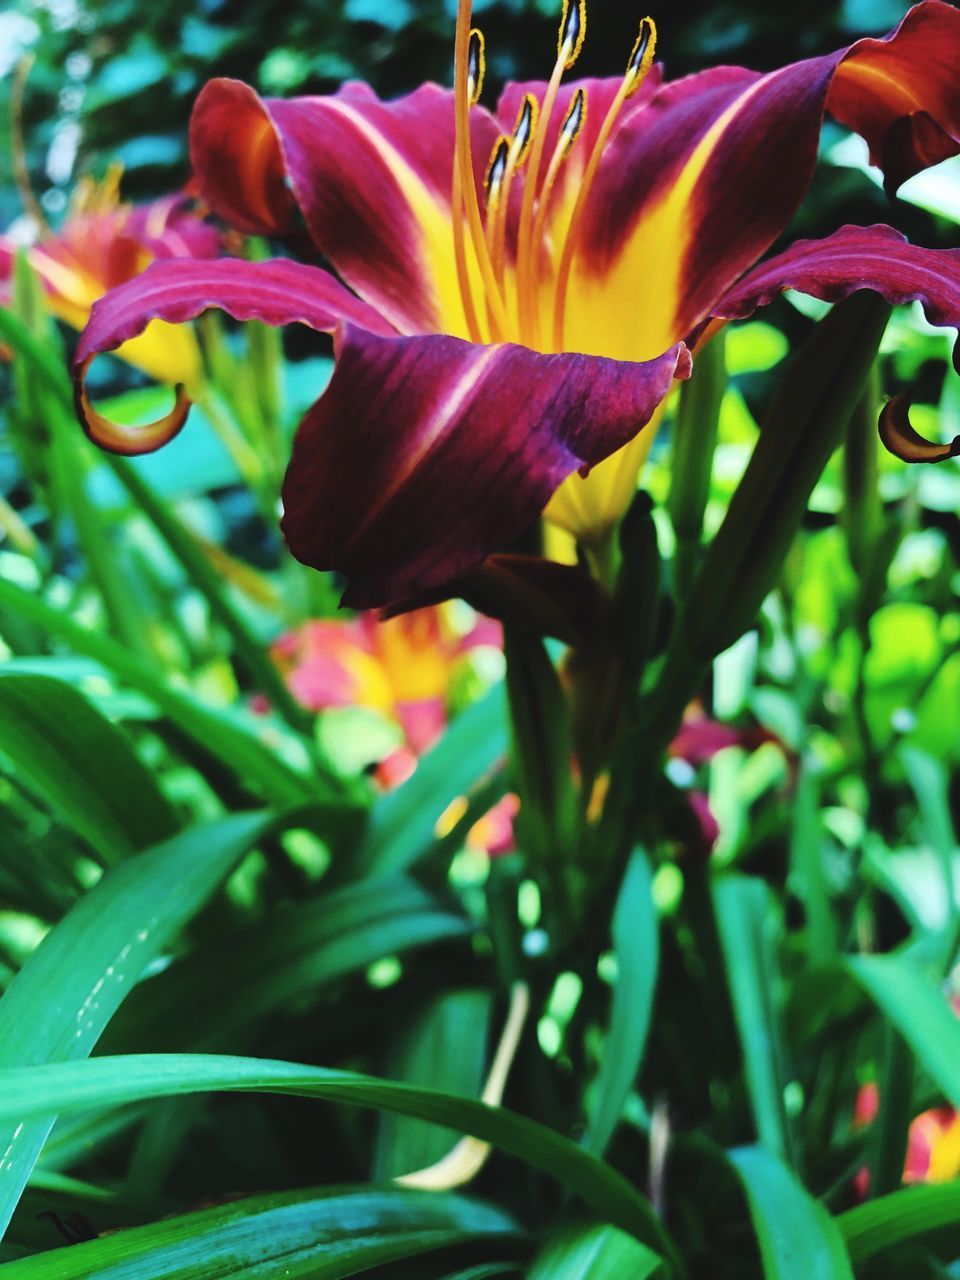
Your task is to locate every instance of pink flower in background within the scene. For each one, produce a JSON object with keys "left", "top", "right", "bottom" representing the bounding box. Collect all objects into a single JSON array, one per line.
[
  {"left": 1, "top": 169, "right": 222, "bottom": 388},
  {"left": 271, "top": 604, "right": 500, "bottom": 754},
  {"left": 855, "top": 994, "right": 960, "bottom": 1192},
  {"left": 272, "top": 604, "right": 516, "bottom": 854},
  {"left": 669, "top": 710, "right": 782, "bottom": 859}
]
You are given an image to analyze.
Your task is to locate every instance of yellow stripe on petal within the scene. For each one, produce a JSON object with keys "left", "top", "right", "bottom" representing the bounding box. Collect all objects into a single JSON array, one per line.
[
  {"left": 325, "top": 99, "right": 485, "bottom": 340},
  {"left": 544, "top": 397, "right": 665, "bottom": 541},
  {"left": 560, "top": 77, "right": 769, "bottom": 364}
]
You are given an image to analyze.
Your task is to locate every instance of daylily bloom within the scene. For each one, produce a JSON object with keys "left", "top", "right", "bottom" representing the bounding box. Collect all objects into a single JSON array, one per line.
[
  {"left": 854, "top": 1080, "right": 960, "bottom": 1189},
  {"left": 270, "top": 603, "right": 501, "bottom": 755},
  {"left": 1, "top": 167, "right": 222, "bottom": 386},
  {"left": 73, "top": 2, "right": 960, "bottom": 607},
  {"left": 271, "top": 603, "right": 514, "bottom": 852}
]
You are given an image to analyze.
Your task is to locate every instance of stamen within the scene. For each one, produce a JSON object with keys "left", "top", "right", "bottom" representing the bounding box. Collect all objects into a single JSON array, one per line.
[
  {"left": 484, "top": 136, "right": 510, "bottom": 257},
  {"left": 515, "top": 1, "right": 587, "bottom": 345},
  {"left": 526, "top": 87, "right": 587, "bottom": 332},
  {"left": 558, "top": 0, "right": 587, "bottom": 68},
  {"left": 453, "top": 5, "right": 510, "bottom": 341},
  {"left": 489, "top": 94, "right": 539, "bottom": 288},
  {"left": 552, "top": 17, "right": 657, "bottom": 352}
]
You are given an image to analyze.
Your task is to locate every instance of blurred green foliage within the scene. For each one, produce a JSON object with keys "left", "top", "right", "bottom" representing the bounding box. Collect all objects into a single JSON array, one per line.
[
  {"left": 1, "top": 0, "right": 960, "bottom": 1276},
  {"left": 0, "top": 0, "right": 915, "bottom": 219}
]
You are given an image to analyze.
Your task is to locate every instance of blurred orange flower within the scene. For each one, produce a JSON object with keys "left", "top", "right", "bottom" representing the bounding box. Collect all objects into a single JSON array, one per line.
[
  {"left": 0, "top": 167, "right": 222, "bottom": 387},
  {"left": 272, "top": 604, "right": 513, "bottom": 855}
]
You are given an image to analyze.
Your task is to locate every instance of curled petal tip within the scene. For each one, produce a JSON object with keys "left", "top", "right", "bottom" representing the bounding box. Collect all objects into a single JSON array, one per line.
[
  {"left": 75, "top": 361, "right": 191, "bottom": 456},
  {"left": 878, "top": 393, "right": 960, "bottom": 464}
]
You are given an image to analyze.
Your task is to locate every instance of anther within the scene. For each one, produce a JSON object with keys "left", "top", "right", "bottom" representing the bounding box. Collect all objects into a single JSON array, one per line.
[
  {"left": 559, "top": 0, "right": 587, "bottom": 69},
  {"left": 485, "top": 137, "right": 510, "bottom": 207},
  {"left": 467, "top": 28, "right": 486, "bottom": 104},
  {"left": 559, "top": 86, "right": 587, "bottom": 151},
  {"left": 509, "top": 94, "right": 538, "bottom": 167},
  {"left": 625, "top": 17, "right": 656, "bottom": 95}
]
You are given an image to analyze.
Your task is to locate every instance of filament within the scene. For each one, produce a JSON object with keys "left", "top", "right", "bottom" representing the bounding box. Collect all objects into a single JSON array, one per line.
[
  {"left": 490, "top": 94, "right": 538, "bottom": 291},
  {"left": 515, "top": 0, "right": 586, "bottom": 345},
  {"left": 527, "top": 87, "right": 587, "bottom": 348},
  {"left": 453, "top": 5, "right": 510, "bottom": 341},
  {"left": 552, "top": 17, "right": 657, "bottom": 352}
]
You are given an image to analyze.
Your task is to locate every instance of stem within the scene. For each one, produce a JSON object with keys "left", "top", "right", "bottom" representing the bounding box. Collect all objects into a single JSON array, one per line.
[{"left": 867, "top": 1026, "right": 913, "bottom": 1198}]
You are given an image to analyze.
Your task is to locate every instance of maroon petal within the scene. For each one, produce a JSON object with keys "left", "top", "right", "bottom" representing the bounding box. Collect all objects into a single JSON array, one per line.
[
  {"left": 565, "top": 1, "right": 960, "bottom": 360},
  {"left": 714, "top": 223, "right": 960, "bottom": 465},
  {"left": 827, "top": 0, "right": 960, "bottom": 193},
  {"left": 73, "top": 257, "right": 394, "bottom": 455},
  {"left": 713, "top": 223, "right": 960, "bottom": 368},
  {"left": 190, "top": 78, "right": 501, "bottom": 336},
  {"left": 281, "top": 328, "right": 690, "bottom": 609},
  {"left": 879, "top": 395, "right": 960, "bottom": 464}
]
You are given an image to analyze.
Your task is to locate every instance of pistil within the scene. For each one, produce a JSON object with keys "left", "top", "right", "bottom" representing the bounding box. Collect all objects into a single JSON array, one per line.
[
  {"left": 453, "top": 7, "right": 510, "bottom": 341},
  {"left": 551, "top": 17, "right": 657, "bottom": 352},
  {"left": 515, "top": 0, "right": 586, "bottom": 345}
]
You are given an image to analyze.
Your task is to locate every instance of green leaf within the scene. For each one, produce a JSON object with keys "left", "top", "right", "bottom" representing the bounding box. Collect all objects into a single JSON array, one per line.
[
  {"left": 355, "top": 684, "right": 507, "bottom": 878},
  {"left": 789, "top": 762, "right": 838, "bottom": 959},
  {"left": 376, "top": 989, "right": 491, "bottom": 1178},
  {"left": 728, "top": 1146, "right": 854, "bottom": 1279},
  {"left": 526, "top": 1219, "right": 665, "bottom": 1279},
  {"left": 0, "top": 306, "right": 308, "bottom": 733},
  {"left": 840, "top": 1182, "right": 960, "bottom": 1265},
  {"left": 713, "top": 876, "right": 793, "bottom": 1163},
  {"left": 584, "top": 850, "right": 658, "bottom": 1155},
  {"left": 0, "top": 1053, "right": 679, "bottom": 1263},
  {"left": 0, "top": 1185, "right": 519, "bottom": 1279},
  {"left": 848, "top": 953, "right": 960, "bottom": 1107},
  {"left": 102, "top": 877, "right": 472, "bottom": 1052},
  {"left": 103, "top": 453, "right": 313, "bottom": 735},
  {"left": 0, "top": 812, "right": 276, "bottom": 1234},
  {"left": 0, "top": 672, "right": 179, "bottom": 864},
  {"left": 0, "top": 577, "right": 317, "bottom": 807}
]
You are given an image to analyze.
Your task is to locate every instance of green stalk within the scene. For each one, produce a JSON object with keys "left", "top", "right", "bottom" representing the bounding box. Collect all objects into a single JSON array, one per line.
[
  {"left": 668, "top": 328, "right": 726, "bottom": 601},
  {"left": 598, "top": 293, "right": 893, "bottom": 862},
  {"left": 867, "top": 1026, "right": 913, "bottom": 1198},
  {"left": 650, "top": 292, "right": 893, "bottom": 750}
]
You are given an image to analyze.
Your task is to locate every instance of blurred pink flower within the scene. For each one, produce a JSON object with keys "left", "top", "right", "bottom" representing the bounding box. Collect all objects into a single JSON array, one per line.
[
  {"left": 272, "top": 605, "right": 500, "bottom": 755},
  {"left": 273, "top": 605, "right": 515, "bottom": 856},
  {"left": 1, "top": 169, "right": 222, "bottom": 387}
]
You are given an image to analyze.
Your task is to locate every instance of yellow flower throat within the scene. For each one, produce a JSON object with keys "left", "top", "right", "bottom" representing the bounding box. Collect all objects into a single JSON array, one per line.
[{"left": 452, "top": 0, "right": 657, "bottom": 355}]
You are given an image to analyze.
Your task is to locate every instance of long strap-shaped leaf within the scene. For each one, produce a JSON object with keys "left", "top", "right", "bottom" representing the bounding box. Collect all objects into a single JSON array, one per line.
[
  {"left": 0, "top": 673, "right": 179, "bottom": 864},
  {"left": 0, "top": 813, "right": 276, "bottom": 1236},
  {"left": 848, "top": 953, "right": 960, "bottom": 1107},
  {"left": 584, "top": 850, "right": 659, "bottom": 1156},
  {"left": 0, "top": 1052, "right": 679, "bottom": 1268},
  {"left": 729, "top": 1147, "right": 854, "bottom": 1279},
  {"left": 0, "top": 577, "right": 315, "bottom": 807},
  {"left": 0, "top": 1185, "right": 520, "bottom": 1279},
  {"left": 0, "top": 306, "right": 311, "bottom": 735},
  {"left": 527, "top": 1219, "right": 665, "bottom": 1279},
  {"left": 839, "top": 1182, "right": 960, "bottom": 1265}
]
